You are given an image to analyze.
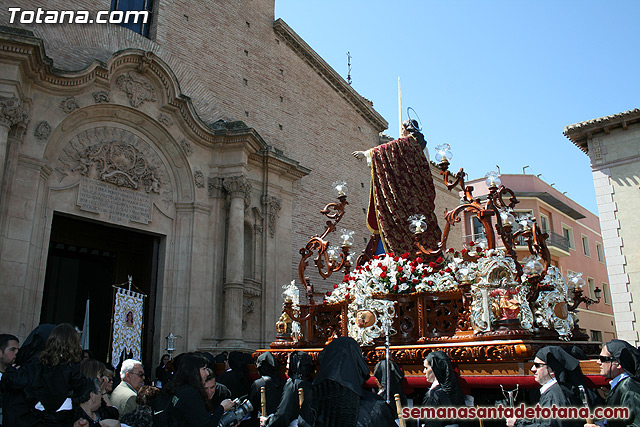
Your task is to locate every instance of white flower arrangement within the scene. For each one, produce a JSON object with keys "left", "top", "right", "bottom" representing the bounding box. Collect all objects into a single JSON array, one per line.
[{"left": 323, "top": 250, "right": 468, "bottom": 304}]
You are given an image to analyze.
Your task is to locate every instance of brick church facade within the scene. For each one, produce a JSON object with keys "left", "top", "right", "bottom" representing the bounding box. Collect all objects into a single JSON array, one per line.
[{"left": 0, "top": 1, "right": 462, "bottom": 367}]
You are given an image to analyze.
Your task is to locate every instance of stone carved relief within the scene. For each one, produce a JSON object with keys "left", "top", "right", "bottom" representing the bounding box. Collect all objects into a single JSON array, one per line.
[
  {"left": 242, "top": 297, "right": 256, "bottom": 331},
  {"left": 116, "top": 71, "right": 156, "bottom": 108},
  {"left": 93, "top": 91, "right": 110, "bottom": 103},
  {"left": 252, "top": 207, "right": 263, "bottom": 235},
  {"left": 208, "top": 176, "right": 224, "bottom": 198},
  {"left": 0, "top": 96, "right": 29, "bottom": 128},
  {"left": 137, "top": 51, "right": 154, "bottom": 74},
  {"left": 194, "top": 170, "right": 205, "bottom": 188},
  {"left": 179, "top": 139, "right": 192, "bottom": 156},
  {"left": 59, "top": 96, "right": 79, "bottom": 114},
  {"left": 244, "top": 298, "right": 255, "bottom": 314},
  {"left": 209, "top": 119, "right": 249, "bottom": 131},
  {"left": 223, "top": 176, "right": 251, "bottom": 210},
  {"left": 261, "top": 195, "right": 282, "bottom": 238},
  {"left": 34, "top": 121, "right": 52, "bottom": 140},
  {"left": 157, "top": 114, "right": 172, "bottom": 127},
  {"left": 54, "top": 126, "right": 172, "bottom": 203}
]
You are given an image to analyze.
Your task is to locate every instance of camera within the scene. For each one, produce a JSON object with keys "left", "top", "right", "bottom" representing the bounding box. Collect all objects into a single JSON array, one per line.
[{"left": 218, "top": 397, "right": 253, "bottom": 427}]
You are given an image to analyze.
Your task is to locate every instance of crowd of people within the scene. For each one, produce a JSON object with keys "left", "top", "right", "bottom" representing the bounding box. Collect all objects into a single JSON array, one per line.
[{"left": 1, "top": 325, "right": 639, "bottom": 427}]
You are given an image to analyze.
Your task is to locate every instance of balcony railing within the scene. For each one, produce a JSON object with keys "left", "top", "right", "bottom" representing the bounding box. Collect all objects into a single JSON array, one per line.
[{"left": 465, "top": 230, "right": 570, "bottom": 253}]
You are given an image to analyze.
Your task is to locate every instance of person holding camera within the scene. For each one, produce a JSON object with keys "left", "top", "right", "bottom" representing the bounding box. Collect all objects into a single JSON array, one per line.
[{"left": 158, "top": 353, "right": 234, "bottom": 426}]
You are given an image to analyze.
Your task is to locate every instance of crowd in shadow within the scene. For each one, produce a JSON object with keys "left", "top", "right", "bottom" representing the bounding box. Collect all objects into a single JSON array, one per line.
[{"left": 1, "top": 324, "right": 639, "bottom": 427}]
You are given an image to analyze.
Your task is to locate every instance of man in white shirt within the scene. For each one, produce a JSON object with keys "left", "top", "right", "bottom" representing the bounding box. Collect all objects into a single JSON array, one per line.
[{"left": 507, "top": 346, "right": 581, "bottom": 427}]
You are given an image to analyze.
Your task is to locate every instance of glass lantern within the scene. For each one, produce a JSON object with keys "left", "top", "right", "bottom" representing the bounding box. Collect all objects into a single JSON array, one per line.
[
  {"left": 408, "top": 214, "right": 427, "bottom": 234},
  {"left": 500, "top": 209, "right": 516, "bottom": 227},
  {"left": 326, "top": 245, "right": 340, "bottom": 262},
  {"left": 434, "top": 144, "right": 453, "bottom": 164},
  {"left": 332, "top": 180, "right": 348, "bottom": 197},
  {"left": 340, "top": 229, "right": 354, "bottom": 248},
  {"left": 485, "top": 171, "right": 502, "bottom": 188},
  {"left": 567, "top": 272, "right": 586, "bottom": 289}
]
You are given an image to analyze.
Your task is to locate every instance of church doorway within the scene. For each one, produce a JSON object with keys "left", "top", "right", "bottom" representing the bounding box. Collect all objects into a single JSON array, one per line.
[{"left": 41, "top": 213, "right": 160, "bottom": 369}]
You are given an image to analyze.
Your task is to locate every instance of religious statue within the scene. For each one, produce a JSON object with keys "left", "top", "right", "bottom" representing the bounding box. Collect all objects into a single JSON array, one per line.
[
  {"left": 490, "top": 286, "right": 521, "bottom": 320},
  {"left": 352, "top": 119, "right": 441, "bottom": 256},
  {"left": 275, "top": 311, "right": 293, "bottom": 335}
]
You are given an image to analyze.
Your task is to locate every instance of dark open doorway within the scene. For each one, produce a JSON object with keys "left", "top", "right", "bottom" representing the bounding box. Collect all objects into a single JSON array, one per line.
[{"left": 41, "top": 213, "right": 160, "bottom": 369}]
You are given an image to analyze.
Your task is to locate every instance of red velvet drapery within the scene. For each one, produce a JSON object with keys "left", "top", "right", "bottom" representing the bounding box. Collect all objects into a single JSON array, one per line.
[{"left": 366, "top": 136, "right": 441, "bottom": 256}]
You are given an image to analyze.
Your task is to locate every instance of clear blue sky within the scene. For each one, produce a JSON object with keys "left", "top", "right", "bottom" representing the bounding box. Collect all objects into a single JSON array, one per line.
[{"left": 275, "top": 0, "right": 640, "bottom": 215}]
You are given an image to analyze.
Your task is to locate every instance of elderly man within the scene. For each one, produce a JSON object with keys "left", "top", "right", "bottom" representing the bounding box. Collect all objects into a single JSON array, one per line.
[
  {"left": 590, "top": 340, "right": 640, "bottom": 427},
  {"left": 507, "top": 346, "right": 581, "bottom": 427},
  {"left": 111, "top": 359, "right": 145, "bottom": 417}
]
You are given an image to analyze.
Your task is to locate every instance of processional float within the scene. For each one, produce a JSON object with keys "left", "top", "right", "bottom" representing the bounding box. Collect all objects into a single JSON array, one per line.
[{"left": 259, "top": 143, "right": 604, "bottom": 392}]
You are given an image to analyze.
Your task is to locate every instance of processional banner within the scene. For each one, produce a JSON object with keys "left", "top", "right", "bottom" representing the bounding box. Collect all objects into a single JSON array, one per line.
[{"left": 111, "top": 287, "right": 144, "bottom": 368}]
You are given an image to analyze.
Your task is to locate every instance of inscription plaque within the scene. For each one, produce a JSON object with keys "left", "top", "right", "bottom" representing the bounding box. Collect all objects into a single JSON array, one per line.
[{"left": 78, "top": 179, "right": 152, "bottom": 224}]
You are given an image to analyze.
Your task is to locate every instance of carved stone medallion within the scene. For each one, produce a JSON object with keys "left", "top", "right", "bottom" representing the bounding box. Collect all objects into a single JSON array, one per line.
[
  {"left": 179, "top": 139, "right": 192, "bottom": 157},
  {"left": 60, "top": 96, "right": 79, "bottom": 114},
  {"left": 93, "top": 91, "right": 110, "bottom": 103},
  {"left": 116, "top": 71, "right": 156, "bottom": 108},
  {"left": 54, "top": 126, "right": 173, "bottom": 206},
  {"left": 34, "top": 121, "right": 52, "bottom": 140}
]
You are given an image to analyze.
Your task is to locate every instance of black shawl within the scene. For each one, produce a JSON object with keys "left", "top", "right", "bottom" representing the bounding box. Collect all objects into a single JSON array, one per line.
[
  {"left": 425, "top": 351, "right": 464, "bottom": 406},
  {"left": 606, "top": 339, "right": 640, "bottom": 376},
  {"left": 288, "top": 351, "right": 314, "bottom": 381},
  {"left": 313, "top": 337, "right": 369, "bottom": 396}
]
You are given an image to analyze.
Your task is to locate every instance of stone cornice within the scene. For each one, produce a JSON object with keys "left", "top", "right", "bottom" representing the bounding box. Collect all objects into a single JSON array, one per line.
[
  {"left": 273, "top": 19, "right": 388, "bottom": 133},
  {"left": 248, "top": 146, "right": 311, "bottom": 180},
  {"left": 563, "top": 108, "right": 640, "bottom": 153},
  {"left": 174, "top": 202, "right": 212, "bottom": 215},
  {"left": 0, "top": 29, "right": 299, "bottom": 167}
]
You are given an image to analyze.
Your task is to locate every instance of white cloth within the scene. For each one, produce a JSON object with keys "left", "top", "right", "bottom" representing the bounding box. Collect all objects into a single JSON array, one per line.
[
  {"left": 539, "top": 378, "right": 558, "bottom": 395},
  {"left": 34, "top": 397, "right": 73, "bottom": 412}
]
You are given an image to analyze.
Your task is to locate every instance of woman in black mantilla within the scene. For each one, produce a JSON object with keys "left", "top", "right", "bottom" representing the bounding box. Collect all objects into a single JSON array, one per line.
[
  {"left": 298, "top": 337, "right": 395, "bottom": 427},
  {"left": 261, "top": 350, "right": 314, "bottom": 427},
  {"left": 422, "top": 351, "right": 464, "bottom": 427},
  {"left": 160, "top": 352, "right": 234, "bottom": 427},
  {"left": 2, "top": 323, "right": 88, "bottom": 427},
  {"left": 373, "top": 359, "right": 406, "bottom": 411}
]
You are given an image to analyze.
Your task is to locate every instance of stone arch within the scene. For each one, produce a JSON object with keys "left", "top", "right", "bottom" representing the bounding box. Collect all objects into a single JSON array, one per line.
[{"left": 43, "top": 103, "right": 195, "bottom": 207}]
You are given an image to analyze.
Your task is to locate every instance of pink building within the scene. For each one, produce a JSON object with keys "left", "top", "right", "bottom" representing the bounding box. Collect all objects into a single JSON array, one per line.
[{"left": 462, "top": 174, "right": 616, "bottom": 342}]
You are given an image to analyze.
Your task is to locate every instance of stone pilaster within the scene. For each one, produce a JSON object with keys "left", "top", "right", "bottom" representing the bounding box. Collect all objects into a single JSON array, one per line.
[
  {"left": 0, "top": 96, "right": 28, "bottom": 193},
  {"left": 221, "top": 176, "right": 251, "bottom": 346}
]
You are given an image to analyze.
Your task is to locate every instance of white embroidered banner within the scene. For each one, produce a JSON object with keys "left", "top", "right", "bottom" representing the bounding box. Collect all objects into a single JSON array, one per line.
[{"left": 111, "top": 287, "right": 144, "bottom": 368}]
